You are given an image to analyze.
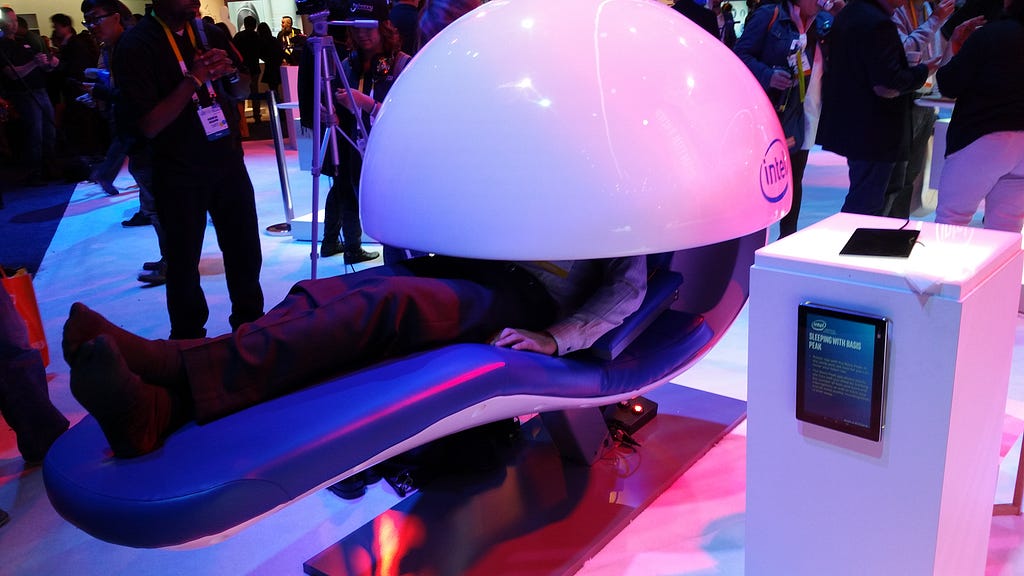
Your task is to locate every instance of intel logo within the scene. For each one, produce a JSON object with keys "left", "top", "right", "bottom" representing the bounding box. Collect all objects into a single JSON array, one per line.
[
  {"left": 811, "top": 319, "right": 827, "bottom": 331},
  {"left": 760, "top": 138, "right": 790, "bottom": 203}
]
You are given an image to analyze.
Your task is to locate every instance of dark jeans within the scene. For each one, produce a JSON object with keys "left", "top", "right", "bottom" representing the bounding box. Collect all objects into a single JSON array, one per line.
[
  {"left": 323, "top": 172, "right": 364, "bottom": 251},
  {"left": 779, "top": 149, "right": 810, "bottom": 238},
  {"left": 181, "top": 257, "right": 556, "bottom": 422},
  {"left": 843, "top": 159, "right": 896, "bottom": 216},
  {"left": 128, "top": 145, "right": 166, "bottom": 257},
  {"left": 883, "top": 105, "right": 936, "bottom": 219},
  {"left": 91, "top": 132, "right": 129, "bottom": 185},
  {"left": 155, "top": 157, "right": 264, "bottom": 339},
  {"left": 10, "top": 89, "right": 56, "bottom": 177}
]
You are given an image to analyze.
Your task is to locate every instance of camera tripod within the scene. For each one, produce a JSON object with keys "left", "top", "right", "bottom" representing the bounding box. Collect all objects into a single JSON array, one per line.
[{"left": 305, "top": 11, "right": 372, "bottom": 279}]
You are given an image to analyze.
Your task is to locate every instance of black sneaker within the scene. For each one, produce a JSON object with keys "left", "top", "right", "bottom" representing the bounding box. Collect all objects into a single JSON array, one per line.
[
  {"left": 344, "top": 249, "right": 379, "bottom": 265},
  {"left": 320, "top": 241, "right": 345, "bottom": 257},
  {"left": 143, "top": 259, "right": 164, "bottom": 271},
  {"left": 138, "top": 265, "right": 166, "bottom": 286},
  {"left": 122, "top": 212, "right": 151, "bottom": 227},
  {"left": 328, "top": 473, "right": 367, "bottom": 500}
]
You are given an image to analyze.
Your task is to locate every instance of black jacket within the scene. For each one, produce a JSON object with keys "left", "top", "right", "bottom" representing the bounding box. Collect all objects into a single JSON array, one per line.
[
  {"left": 672, "top": 0, "right": 720, "bottom": 38},
  {"left": 817, "top": 0, "right": 929, "bottom": 162},
  {"left": 937, "top": 18, "right": 1024, "bottom": 156}
]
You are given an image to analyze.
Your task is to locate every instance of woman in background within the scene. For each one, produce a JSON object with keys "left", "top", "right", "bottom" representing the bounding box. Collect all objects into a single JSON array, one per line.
[
  {"left": 934, "top": 0, "right": 1024, "bottom": 231},
  {"left": 734, "top": 0, "right": 838, "bottom": 237}
]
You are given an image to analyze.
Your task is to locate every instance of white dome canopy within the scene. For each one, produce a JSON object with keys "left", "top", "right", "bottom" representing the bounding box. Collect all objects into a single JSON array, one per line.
[{"left": 361, "top": 0, "right": 791, "bottom": 260}]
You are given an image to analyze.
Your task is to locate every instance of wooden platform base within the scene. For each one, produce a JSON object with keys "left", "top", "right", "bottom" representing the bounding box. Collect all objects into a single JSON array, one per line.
[{"left": 304, "top": 385, "right": 746, "bottom": 576}]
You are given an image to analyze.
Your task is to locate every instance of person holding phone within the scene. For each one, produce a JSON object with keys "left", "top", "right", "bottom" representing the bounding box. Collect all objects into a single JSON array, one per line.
[
  {"left": 734, "top": 0, "right": 839, "bottom": 237},
  {"left": 113, "top": 0, "right": 264, "bottom": 339}
]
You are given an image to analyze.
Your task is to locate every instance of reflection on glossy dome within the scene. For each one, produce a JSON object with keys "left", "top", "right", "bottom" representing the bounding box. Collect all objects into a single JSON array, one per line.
[{"left": 361, "top": 0, "right": 790, "bottom": 260}]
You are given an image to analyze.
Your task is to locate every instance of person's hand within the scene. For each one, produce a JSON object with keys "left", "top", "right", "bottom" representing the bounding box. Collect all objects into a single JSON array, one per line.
[
  {"left": 318, "top": 104, "right": 334, "bottom": 125},
  {"left": 922, "top": 53, "right": 944, "bottom": 75},
  {"left": 769, "top": 69, "right": 794, "bottom": 90},
  {"left": 491, "top": 328, "right": 558, "bottom": 355},
  {"left": 828, "top": 0, "right": 846, "bottom": 14},
  {"left": 933, "top": 0, "right": 956, "bottom": 23},
  {"left": 192, "top": 48, "right": 236, "bottom": 83},
  {"left": 334, "top": 88, "right": 375, "bottom": 114},
  {"left": 33, "top": 52, "right": 57, "bottom": 70},
  {"left": 950, "top": 15, "right": 986, "bottom": 54}
]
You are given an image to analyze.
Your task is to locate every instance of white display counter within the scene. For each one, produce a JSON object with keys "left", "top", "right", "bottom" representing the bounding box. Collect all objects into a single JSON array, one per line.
[{"left": 746, "top": 213, "right": 1023, "bottom": 576}]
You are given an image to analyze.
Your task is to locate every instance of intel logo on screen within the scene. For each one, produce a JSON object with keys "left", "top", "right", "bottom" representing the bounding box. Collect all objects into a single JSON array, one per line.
[
  {"left": 760, "top": 139, "right": 789, "bottom": 203},
  {"left": 811, "top": 319, "right": 827, "bottom": 331}
]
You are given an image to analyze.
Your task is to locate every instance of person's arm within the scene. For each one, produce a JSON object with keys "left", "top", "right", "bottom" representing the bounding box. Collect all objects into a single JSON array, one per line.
[
  {"left": 893, "top": 0, "right": 954, "bottom": 60},
  {"left": 2, "top": 59, "right": 38, "bottom": 79},
  {"left": 137, "top": 48, "right": 236, "bottom": 138},
  {"left": 936, "top": 19, "right": 987, "bottom": 98},
  {"left": 868, "top": 18, "right": 930, "bottom": 97},
  {"left": 493, "top": 257, "right": 648, "bottom": 355},
  {"left": 946, "top": 15, "right": 986, "bottom": 57},
  {"left": 214, "top": 26, "right": 251, "bottom": 101},
  {"left": 2, "top": 51, "right": 56, "bottom": 80},
  {"left": 734, "top": 6, "right": 793, "bottom": 93}
]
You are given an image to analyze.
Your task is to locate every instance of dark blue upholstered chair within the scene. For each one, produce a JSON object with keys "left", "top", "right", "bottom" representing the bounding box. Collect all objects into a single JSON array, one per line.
[{"left": 43, "top": 230, "right": 764, "bottom": 548}]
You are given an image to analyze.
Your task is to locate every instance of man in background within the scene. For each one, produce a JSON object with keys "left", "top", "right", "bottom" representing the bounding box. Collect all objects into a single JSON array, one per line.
[
  {"left": 817, "top": 0, "right": 939, "bottom": 215},
  {"left": 277, "top": 15, "right": 303, "bottom": 65},
  {"left": 0, "top": 6, "right": 59, "bottom": 185},
  {"left": 113, "top": 0, "right": 263, "bottom": 338},
  {"left": 672, "top": 0, "right": 721, "bottom": 38}
]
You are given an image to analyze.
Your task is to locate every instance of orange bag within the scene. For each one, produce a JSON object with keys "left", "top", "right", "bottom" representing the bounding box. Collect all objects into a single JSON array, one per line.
[{"left": 1, "top": 267, "right": 49, "bottom": 366}]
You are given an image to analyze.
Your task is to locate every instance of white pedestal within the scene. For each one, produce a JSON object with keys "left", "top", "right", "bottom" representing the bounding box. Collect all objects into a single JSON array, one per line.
[
  {"left": 289, "top": 209, "right": 327, "bottom": 242},
  {"left": 290, "top": 210, "right": 378, "bottom": 245},
  {"left": 746, "top": 213, "right": 1023, "bottom": 576},
  {"left": 280, "top": 65, "right": 300, "bottom": 150}
]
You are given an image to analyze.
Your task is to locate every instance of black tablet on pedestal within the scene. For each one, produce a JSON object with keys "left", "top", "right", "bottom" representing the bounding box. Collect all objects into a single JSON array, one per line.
[{"left": 796, "top": 303, "right": 891, "bottom": 442}]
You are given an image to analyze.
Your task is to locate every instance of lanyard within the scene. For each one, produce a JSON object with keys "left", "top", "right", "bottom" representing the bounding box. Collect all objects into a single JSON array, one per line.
[
  {"left": 789, "top": 4, "right": 810, "bottom": 103},
  {"left": 908, "top": 2, "right": 920, "bottom": 28},
  {"left": 155, "top": 16, "right": 217, "bottom": 104}
]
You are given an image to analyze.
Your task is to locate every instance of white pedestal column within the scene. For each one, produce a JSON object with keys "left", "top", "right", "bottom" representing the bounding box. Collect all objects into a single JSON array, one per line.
[{"left": 746, "top": 213, "right": 1023, "bottom": 576}]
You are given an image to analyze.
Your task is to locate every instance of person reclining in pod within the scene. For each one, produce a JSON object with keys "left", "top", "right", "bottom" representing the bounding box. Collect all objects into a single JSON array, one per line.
[{"left": 63, "top": 255, "right": 647, "bottom": 458}]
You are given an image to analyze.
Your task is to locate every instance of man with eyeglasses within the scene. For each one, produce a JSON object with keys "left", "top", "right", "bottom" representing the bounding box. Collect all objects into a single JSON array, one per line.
[
  {"left": 81, "top": 0, "right": 166, "bottom": 286},
  {"left": 0, "top": 5, "right": 59, "bottom": 186}
]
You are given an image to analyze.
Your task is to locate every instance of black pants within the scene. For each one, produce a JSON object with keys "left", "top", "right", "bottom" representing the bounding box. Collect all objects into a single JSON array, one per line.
[
  {"left": 883, "top": 105, "right": 936, "bottom": 219},
  {"left": 778, "top": 149, "right": 810, "bottom": 238},
  {"left": 323, "top": 173, "right": 363, "bottom": 250},
  {"left": 154, "top": 156, "right": 264, "bottom": 339}
]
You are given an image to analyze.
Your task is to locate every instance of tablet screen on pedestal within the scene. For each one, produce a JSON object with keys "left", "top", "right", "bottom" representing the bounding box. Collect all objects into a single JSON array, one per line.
[{"left": 796, "top": 303, "right": 890, "bottom": 442}]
